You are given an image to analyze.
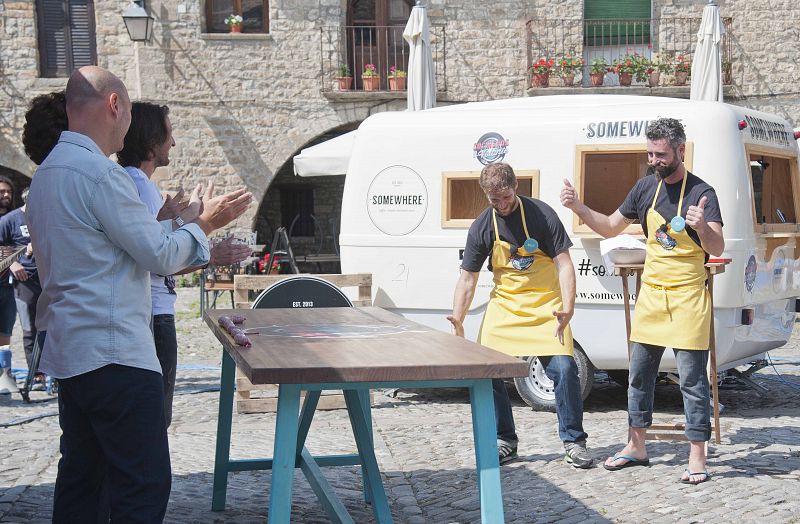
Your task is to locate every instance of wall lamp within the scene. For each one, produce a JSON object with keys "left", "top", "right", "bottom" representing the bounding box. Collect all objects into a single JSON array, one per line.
[{"left": 122, "top": 0, "right": 154, "bottom": 42}]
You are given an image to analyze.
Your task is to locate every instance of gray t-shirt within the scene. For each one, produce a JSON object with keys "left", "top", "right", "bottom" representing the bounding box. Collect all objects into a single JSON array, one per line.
[
  {"left": 618, "top": 172, "right": 723, "bottom": 250},
  {"left": 461, "top": 196, "right": 572, "bottom": 272}
]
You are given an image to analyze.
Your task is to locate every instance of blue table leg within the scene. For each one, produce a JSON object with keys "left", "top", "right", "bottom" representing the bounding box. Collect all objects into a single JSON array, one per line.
[
  {"left": 343, "top": 389, "right": 393, "bottom": 523},
  {"left": 296, "top": 390, "right": 321, "bottom": 454},
  {"left": 269, "top": 384, "right": 303, "bottom": 523},
  {"left": 358, "top": 389, "right": 373, "bottom": 504},
  {"left": 211, "top": 350, "right": 236, "bottom": 511},
  {"left": 470, "top": 379, "right": 505, "bottom": 524}
]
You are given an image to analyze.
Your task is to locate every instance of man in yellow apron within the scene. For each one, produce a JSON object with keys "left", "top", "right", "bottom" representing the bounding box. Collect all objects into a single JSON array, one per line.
[
  {"left": 560, "top": 118, "right": 725, "bottom": 485},
  {"left": 448, "top": 163, "right": 592, "bottom": 468}
]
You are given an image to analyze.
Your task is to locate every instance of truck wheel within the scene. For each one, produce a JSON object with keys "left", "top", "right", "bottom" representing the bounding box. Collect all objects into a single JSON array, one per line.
[{"left": 513, "top": 342, "right": 595, "bottom": 412}]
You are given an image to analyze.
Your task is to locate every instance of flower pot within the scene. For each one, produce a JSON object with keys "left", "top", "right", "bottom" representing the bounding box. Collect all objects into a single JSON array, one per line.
[
  {"left": 561, "top": 73, "right": 575, "bottom": 87},
  {"left": 361, "top": 76, "right": 380, "bottom": 91},
  {"left": 229, "top": 24, "right": 241, "bottom": 33},
  {"left": 388, "top": 77, "right": 406, "bottom": 90},
  {"left": 590, "top": 72, "right": 604, "bottom": 87},
  {"left": 647, "top": 71, "right": 661, "bottom": 87},
  {"left": 531, "top": 72, "right": 549, "bottom": 88},
  {"left": 674, "top": 71, "right": 689, "bottom": 86},
  {"left": 337, "top": 77, "right": 353, "bottom": 91},
  {"left": 618, "top": 72, "right": 632, "bottom": 87}
]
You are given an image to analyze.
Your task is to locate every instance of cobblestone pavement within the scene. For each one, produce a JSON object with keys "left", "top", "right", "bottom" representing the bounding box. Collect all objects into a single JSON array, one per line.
[{"left": 2, "top": 288, "right": 799, "bottom": 523}]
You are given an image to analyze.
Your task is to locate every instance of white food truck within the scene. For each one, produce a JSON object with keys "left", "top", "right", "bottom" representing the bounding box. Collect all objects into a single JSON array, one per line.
[{"left": 337, "top": 95, "right": 800, "bottom": 409}]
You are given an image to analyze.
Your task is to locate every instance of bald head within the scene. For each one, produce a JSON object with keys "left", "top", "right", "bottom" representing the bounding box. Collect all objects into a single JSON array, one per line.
[
  {"left": 66, "top": 66, "right": 128, "bottom": 114},
  {"left": 65, "top": 66, "right": 132, "bottom": 156}
]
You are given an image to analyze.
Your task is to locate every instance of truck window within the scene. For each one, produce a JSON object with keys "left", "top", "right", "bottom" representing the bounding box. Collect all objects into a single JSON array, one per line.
[
  {"left": 441, "top": 170, "right": 540, "bottom": 228},
  {"left": 572, "top": 143, "right": 694, "bottom": 235},
  {"left": 749, "top": 152, "right": 798, "bottom": 227}
]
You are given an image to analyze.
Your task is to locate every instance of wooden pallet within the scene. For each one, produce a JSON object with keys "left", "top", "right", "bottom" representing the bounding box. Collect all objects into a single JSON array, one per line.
[
  {"left": 235, "top": 370, "right": 374, "bottom": 413},
  {"left": 232, "top": 273, "right": 373, "bottom": 413}
]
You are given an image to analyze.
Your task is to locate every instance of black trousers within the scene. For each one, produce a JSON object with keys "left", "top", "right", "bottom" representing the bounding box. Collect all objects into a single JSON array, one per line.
[
  {"left": 153, "top": 314, "right": 177, "bottom": 428},
  {"left": 53, "top": 364, "right": 171, "bottom": 524}
]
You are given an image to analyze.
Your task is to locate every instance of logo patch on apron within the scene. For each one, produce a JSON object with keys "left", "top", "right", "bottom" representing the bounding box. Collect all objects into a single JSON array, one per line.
[
  {"left": 509, "top": 253, "right": 534, "bottom": 270},
  {"left": 655, "top": 225, "right": 677, "bottom": 250}
]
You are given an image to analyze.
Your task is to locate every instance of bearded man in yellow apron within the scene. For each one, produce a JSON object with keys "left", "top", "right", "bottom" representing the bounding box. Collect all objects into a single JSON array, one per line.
[
  {"left": 448, "top": 162, "right": 593, "bottom": 468},
  {"left": 560, "top": 118, "right": 725, "bottom": 485}
]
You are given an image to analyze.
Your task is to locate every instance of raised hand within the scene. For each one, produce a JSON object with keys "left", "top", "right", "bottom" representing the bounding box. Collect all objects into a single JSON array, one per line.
[
  {"left": 553, "top": 309, "right": 573, "bottom": 345},
  {"left": 196, "top": 182, "right": 254, "bottom": 234},
  {"left": 209, "top": 236, "right": 252, "bottom": 266},
  {"left": 685, "top": 195, "right": 708, "bottom": 232},
  {"left": 446, "top": 315, "right": 465, "bottom": 338},
  {"left": 560, "top": 178, "right": 582, "bottom": 211},
  {"left": 156, "top": 187, "right": 188, "bottom": 221}
]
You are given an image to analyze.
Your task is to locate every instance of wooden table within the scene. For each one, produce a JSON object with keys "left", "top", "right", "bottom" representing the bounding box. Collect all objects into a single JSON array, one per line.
[
  {"left": 614, "top": 260, "right": 729, "bottom": 444},
  {"left": 204, "top": 307, "right": 528, "bottom": 523}
]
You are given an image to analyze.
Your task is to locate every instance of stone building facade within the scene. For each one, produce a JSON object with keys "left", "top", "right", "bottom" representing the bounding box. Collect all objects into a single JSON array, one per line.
[{"left": 0, "top": 0, "right": 798, "bottom": 262}]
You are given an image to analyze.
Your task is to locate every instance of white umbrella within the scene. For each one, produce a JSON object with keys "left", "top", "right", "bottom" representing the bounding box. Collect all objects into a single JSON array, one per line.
[
  {"left": 293, "top": 131, "right": 356, "bottom": 177},
  {"left": 690, "top": 0, "right": 725, "bottom": 102},
  {"left": 403, "top": 1, "right": 436, "bottom": 111}
]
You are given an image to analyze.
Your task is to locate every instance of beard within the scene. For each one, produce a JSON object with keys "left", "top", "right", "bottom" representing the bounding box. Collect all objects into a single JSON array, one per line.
[
  {"left": 0, "top": 196, "right": 10, "bottom": 209},
  {"left": 651, "top": 155, "right": 682, "bottom": 180}
]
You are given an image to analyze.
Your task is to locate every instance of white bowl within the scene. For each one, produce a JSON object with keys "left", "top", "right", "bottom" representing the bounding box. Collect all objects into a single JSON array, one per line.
[{"left": 607, "top": 248, "right": 646, "bottom": 265}]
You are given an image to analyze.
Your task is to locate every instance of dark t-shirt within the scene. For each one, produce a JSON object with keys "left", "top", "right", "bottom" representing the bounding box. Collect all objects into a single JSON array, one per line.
[
  {"left": 0, "top": 208, "right": 36, "bottom": 279},
  {"left": 618, "top": 172, "right": 723, "bottom": 249},
  {"left": 462, "top": 196, "right": 572, "bottom": 272}
]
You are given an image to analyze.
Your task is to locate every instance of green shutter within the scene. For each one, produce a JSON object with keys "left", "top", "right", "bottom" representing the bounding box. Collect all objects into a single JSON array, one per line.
[{"left": 584, "top": 0, "right": 651, "bottom": 46}]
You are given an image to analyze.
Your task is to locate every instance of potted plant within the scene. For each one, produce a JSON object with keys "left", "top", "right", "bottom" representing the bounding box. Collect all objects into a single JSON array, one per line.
[
  {"left": 225, "top": 14, "right": 243, "bottom": 33},
  {"left": 556, "top": 55, "right": 584, "bottom": 87},
  {"left": 530, "top": 57, "right": 554, "bottom": 88},
  {"left": 336, "top": 64, "right": 353, "bottom": 91},
  {"left": 388, "top": 65, "right": 407, "bottom": 90},
  {"left": 673, "top": 55, "right": 691, "bottom": 85},
  {"left": 589, "top": 57, "right": 608, "bottom": 87},
  {"left": 361, "top": 63, "right": 380, "bottom": 91},
  {"left": 611, "top": 52, "right": 646, "bottom": 87},
  {"left": 646, "top": 52, "right": 673, "bottom": 87}
]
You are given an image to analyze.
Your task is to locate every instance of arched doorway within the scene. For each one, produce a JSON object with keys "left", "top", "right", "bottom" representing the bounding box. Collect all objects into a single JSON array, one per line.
[
  {"left": 253, "top": 124, "right": 357, "bottom": 274},
  {"left": 347, "top": 0, "right": 414, "bottom": 90}
]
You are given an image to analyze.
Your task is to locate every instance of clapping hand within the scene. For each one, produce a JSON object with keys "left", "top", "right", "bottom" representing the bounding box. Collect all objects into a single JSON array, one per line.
[
  {"left": 209, "top": 236, "right": 252, "bottom": 266},
  {"left": 196, "top": 182, "right": 254, "bottom": 233},
  {"left": 157, "top": 187, "right": 188, "bottom": 221}
]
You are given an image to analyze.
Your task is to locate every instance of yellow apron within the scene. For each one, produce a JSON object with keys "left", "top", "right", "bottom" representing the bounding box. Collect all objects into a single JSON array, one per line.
[
  {"left": 629, "top": 176, "right": 711, "bottom": 350},
  {"left": 478, "top": 197, "right": 572, "bottom": 357}
]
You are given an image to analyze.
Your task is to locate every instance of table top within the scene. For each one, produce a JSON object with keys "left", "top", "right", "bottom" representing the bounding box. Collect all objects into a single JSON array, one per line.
[{"left": 204, "top": 307, "right": 528, "bottom": 385}]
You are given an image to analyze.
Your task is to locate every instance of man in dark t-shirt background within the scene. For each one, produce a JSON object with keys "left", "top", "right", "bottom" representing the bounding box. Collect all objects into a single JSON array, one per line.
[
  {"left": 0, "top": 175, "right": 18, "bottom": 394},
  {"left": 0, "top": 187, "right": 45, "bottom": 390},
  {"left": 449, "top": 162, "right": 592, "bottom": 468}
]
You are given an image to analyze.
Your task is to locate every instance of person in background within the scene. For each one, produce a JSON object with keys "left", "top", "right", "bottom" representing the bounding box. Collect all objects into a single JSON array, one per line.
[
  {"left": 117, "top": 101, "right": 250, "bottom": 427},
  {"left": 0, "top": 175, "right": 18, "bottom": 394}
]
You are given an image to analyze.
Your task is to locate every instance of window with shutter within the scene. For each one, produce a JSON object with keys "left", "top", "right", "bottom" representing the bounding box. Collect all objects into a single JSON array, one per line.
[
  {"left": 584, "top": 0, "right": 651, "bottom": 46},
  {"left": 36, "top": 0, "right": 97, "bottom": 78},
  {"left": 206, "top": 0, "right": 269, "bottom": 33}
]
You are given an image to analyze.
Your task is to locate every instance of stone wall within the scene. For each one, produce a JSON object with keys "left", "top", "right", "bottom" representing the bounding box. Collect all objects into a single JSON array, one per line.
[{"left": 1, "top": 0, "right": 799, "bottom": 253}]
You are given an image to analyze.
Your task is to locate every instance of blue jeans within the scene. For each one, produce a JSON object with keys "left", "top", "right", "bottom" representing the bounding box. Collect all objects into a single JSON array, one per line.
[
  {"left": 628, "top": 342, "right": 711, "bottom": 442},
  {"left": 494, "top": 355, "right": 588, "bottom": 444}
]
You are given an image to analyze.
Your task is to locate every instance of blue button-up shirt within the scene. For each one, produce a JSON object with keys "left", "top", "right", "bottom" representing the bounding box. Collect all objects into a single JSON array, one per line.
[{"left": 28, "top": 131, "right": 209, "bottom": 379}]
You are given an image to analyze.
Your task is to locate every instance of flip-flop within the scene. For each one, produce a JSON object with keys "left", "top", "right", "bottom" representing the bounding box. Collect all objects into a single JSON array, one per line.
[
  {"left": 603, "top": 454, "right": 650, "bottom": 471},
  {"left": 680, "top": 469, "right": 711, "bottom": 485}
]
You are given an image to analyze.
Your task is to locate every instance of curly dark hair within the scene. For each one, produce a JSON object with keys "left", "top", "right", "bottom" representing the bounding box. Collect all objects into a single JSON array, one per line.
[
  {"left": 23, "top": 91, "right": 68, "bottom": 165},
  {"left": 117, "top": 102, "right": 170, "bottom": 169}
]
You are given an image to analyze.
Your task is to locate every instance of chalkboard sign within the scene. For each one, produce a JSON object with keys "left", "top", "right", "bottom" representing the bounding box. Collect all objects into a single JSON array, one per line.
[{"left": 252, "top": 276, "right": 353, "bottom": 310}]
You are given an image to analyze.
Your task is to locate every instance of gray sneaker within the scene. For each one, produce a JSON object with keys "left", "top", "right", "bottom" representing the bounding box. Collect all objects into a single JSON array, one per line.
[
  {"left": 498, "top": 440, "right": 518, "bottom": 465},
  {"left": 564, "top": 441, "right": 593, "bottom": 469}
]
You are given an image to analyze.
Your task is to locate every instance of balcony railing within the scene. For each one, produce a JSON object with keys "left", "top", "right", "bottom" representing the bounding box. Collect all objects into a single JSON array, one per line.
[
  {"left": 526, "top": 17, "right": 734, "bottom": 88},
  {"left": 320, "top": 25, "right": 447, "bottom": 92}
]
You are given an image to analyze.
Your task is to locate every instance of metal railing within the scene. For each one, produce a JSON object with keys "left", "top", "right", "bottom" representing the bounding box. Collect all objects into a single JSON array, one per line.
[
  {"left": 320, "top": 25, "right": 446, "bottom": 92},
  {"left": 526, "top": 17, "right": 734, "bottom": 87}
]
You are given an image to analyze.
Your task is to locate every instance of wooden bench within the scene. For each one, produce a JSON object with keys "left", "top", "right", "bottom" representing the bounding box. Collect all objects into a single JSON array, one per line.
[{"left": 231, "top": 273, "right": 373, "bottom": 413}]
